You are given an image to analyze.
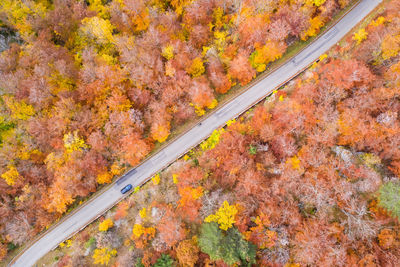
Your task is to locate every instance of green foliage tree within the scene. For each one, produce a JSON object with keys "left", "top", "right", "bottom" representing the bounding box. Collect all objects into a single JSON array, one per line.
[
  {"left": 378, "top": 181, "right": 400, "bottom": 220},
  {"left": 249, "top": 145, "right": 257, "bottom": 155},
  {"left": 198, "top": 222, "right": 256, "bottom": 266},
  {"left": 153, "top": 254, "right": 175, "bottom": 267},
  {"left": 198, "top": 222, "right": 224, "bottom": 260},
  {"left": 136, "top": 258, "right": 145, "bottom": 267}
]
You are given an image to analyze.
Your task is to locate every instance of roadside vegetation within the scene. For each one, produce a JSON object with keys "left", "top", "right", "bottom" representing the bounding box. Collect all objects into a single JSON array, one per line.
[
  {"left": 33, "top": 0, "right": 400, "bottom": 266},
  {"left": 0, "top": 0, "right": 351, "bottom": 261}
]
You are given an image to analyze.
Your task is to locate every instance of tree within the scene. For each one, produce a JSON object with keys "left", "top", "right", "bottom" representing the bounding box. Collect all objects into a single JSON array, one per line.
[
  {"left": 44, "top": 182, "right": 74, "bottom": 214},
  {"left": 177, "top": 186, "right": 203, "bottom": 222},
  {"left": 198, "top": 222, "right": 223, "bottom": 260},
  {"left": 156, "top": 205, "right": 186, "bottom": 249},
  {"left": 319, "top": 59, "right": 374, "bottom": 91},
  {"left": 381, "top": 34, "right": 400, "bottom": 60},
  {"left": 92, "top": 247, "right": 117, "bottom": 265},
  {"left": 249, "top": 41, "right": 286, "bottom": 72},
  {"left": 238, "top": 14, "right": 269, "bottom": 49},
  {"left": 176, "top": 238, "right": 199, "bottom": 267},
  {"left": 245, "top": 213, "right": 278, "bottom": 249},
  {"left": 151, "top": 121, "right": 171, "bottom": 143},
  {"left": 120, "top": 131, "right": 152, "bottom": 165},
  {"left": 153, "top": 254, "right": 175, "bottom": 267},
  {"left": 0, "top": 243, "right": 6, "bottom": 262},
  {"left": 207, "top": 56, "right": 232, "bottom": 94},
  {"left": 353, "top": 28, "right": 368, "bottom": 45},
  {"left": 306, "top": 0, "right": 327, "bottom": 7},
  {"left": 268, "top": 18, "right": 291, "bottom": 41},
  {"left": 301, "top": 16, "right": 325, "bottom": 41},
  {"left": 161, "top": 45, "right": 174, "bottom": 60},
  {"left": 131, "top": 224, "right": 156, "bottom": 249},
  {"left": 205, "top": 201, "right": 238, "bottom": 231},
  {"left": 1, "top": 164, "right": 19, "bottom": 186},
  {"left": 114, "top": 201, "right": 129, "bottom": 221},
  {"left": 198, "top": 222, "right": 256, "bottom": 266},
  {"left": 98, "top": 218, "right": 113, "bottom": 232},
  {"left": 110, "top": 0, "right": 150, "bottom": 33},
  {"left": 0, "top": 0, "right": 49, "bottom": 38},
  {"left": 186, "top": 57, "right": 205, "bottom": 77},
  {"left": 189, "top": 77, "right": 216, "bottom": 115},
  {"left": 377, "top": 228, "right": 398, "bottom": 249},
  {"left": 229, "top": 50, "right": 256, "bottom": 86},
  {"left": 63, "top": 131, "right": 88, "bottom": 154},
  {"left": 176, "top": 164, "right": 204, "bottom": 188},
  {"left": 378, "top": 182, "right": 400, "bottom": 220},
  {"left": 80, "top": 16, "right": 115, "bottom": 45}
]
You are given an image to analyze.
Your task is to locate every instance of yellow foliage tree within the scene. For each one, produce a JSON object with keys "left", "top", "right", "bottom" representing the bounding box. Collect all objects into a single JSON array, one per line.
[
  {"left": 151, "top": 122, "right": 170, "bottom": 143},
  {"left": 140, "top": 207, "right": 147, "bottom": 218},
  {"left": 131, "top": 224, "right": 156, "bottom": 242},
  {"left": 87, "top": 0, "right": 110, "bottom": 19},
  {"left": 360, "top": 153, "right": 381, "bottom": 168},
  {"left": 66, "top": 239, "right": 72, "bottom": 247},
  {"left": 191, "top": 186, "right": 203, "bottom": 200},
  {"left": 1, "top": 165, "right": 19, "bottom": 186},
  {"left": 152, "top": 173, "right": 160, "bottom": 185},
  {"left": 3, "top": 96, "right": 35, "bottom": 121},
  {"left": 162, "top": 45, "right": 174, "bottom": 60},
  {"left": 0, "top": 0, "right": 49, "bottom": 37},
  {"left": 170, "top": 0, "right": 192, "bottom": 15},
  {"left": 286, "top": 155, "right": 301, "bottom": 170},
  {"left": 305, "top": 0, "right": 327, "bottom": 6},
  {"left": 381, "top": 34, "right": 400, "bottom": 60},
  {"left": 110, "top": 162, "right": 124, "bottom": 176},
  {"left": 132, "top": 224, "right": 145, "bottom": 238},
  {"left": 370, "top": 16, "right": 385, "bottom": 27},
  {"left": 97, "top": 171, "right": 112, "bottom": 184},
  {"left": 207, "top": 98, "right": 218, "bottom": 110},
  {"left": 353, "top": 28, "right": 368, "bottom": 45},
  {"left": 80, "top": 16, "right": 115, "bottom": 44},
  {"left": 92, "top": 247, "right": 117, "bottom": 265},
  {"left": 99, "top": 218, "right": 114, "bottom": 232},
  {"left": 186, "top": 57, "right": 205, "bottom": 77},
  {"left": 200, "top": 128, "right": 225, "bottom": 151},
  {"left": 213, "top": 30, "right": 228, "bottom": 53},
  {"left": 250, "top": 42, "right": 284, "bottom": 72},
  {"left": 213, "top": 7, "right": 226, "bottom": 29},
  {"left": 301, "top": 16, "right": 324, "bottom": 41},
  {"left": 63, "top": 131, "right": 88, "bottom": 153},
  {"left": 172, "top": 174, "right": 179, "bottom": 184},
  {"left": 205, "top": 201, "right": 238, "bottom": 231}
]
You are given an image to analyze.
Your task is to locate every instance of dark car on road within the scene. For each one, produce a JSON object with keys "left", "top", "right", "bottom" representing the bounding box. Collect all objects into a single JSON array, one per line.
[{"left": 120, "top": 184, "right": 133, "bottom": 194}]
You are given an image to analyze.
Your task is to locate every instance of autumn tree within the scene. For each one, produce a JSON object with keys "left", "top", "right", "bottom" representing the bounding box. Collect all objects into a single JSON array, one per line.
[
  {"left": 229, "top": 50, "right": 256, "bottom": 86},
  {"left": 207, "top": 56, "right": 232, "bottom": 94},
  {"left": 92, "top": 247, "right": 117, "bottom": 265},
  {"left": 176, "top": 238, "right": 199, "bottom": 267},
  {"left": 155, "top": 204, "right": 186, "bottom": 249},
  {"left": 99, "top": 218, "right": 114, "bottom": 232}
]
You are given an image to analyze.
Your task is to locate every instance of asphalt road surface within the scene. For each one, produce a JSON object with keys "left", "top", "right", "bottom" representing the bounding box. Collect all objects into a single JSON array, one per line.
[{"left": 9, "top": 0, "right": 381, "bottom": 266}]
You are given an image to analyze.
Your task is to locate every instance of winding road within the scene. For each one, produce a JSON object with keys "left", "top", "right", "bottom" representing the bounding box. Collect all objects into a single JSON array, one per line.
[{"left": 9, "top": 0, "right": 381, "bottom": 265}]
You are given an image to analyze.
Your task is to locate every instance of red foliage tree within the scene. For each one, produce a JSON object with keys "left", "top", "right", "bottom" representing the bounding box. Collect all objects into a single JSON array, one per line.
[{"left": 228, "top": 50, "right": 256, "bottom": 86}]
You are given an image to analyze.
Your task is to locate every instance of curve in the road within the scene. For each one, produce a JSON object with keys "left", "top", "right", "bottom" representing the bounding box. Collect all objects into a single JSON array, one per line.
[{"left": 9, "top": 0, "right": 381, "bottom": 265}]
